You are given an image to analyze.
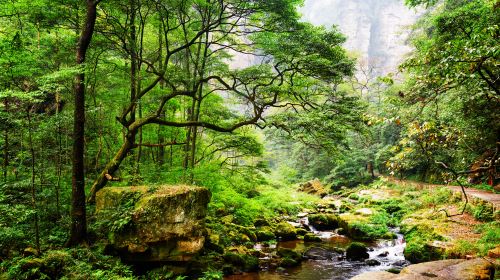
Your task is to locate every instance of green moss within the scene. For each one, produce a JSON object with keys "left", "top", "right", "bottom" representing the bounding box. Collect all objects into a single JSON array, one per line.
[
  {"left": 308, "top": 214, "right": 339, "bottom": 230},
  {"left": 346, "top": 242, "right": 369, "bottom": 260},
  {"left": 274, "top": 222, "right": 297, "bottom": 241},
  {"left": 303, "top": 233, "right": 321, "bottom": 242},
  {"left": 256, "top": 230, "right": 275, "bottom": 242},
  {"left": 222, "top": 253, "right": 259, "bottom": 272},
  {"left": 468, "top": 202, "right": 495, "bottom": 222},
  {"left": 0, "top": 248, "right": 134, "bottom": 280},
  {"left": 277, "top": 248, "right": 302, "bottom": 260},
  {"left": 280, "top": 257, "right": 299, "bottom": 267}
]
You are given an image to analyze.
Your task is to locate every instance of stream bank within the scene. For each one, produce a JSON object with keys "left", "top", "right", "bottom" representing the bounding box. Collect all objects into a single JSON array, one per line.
[{"left": 207, "top": 179, "right": 498, "bottom": 279}]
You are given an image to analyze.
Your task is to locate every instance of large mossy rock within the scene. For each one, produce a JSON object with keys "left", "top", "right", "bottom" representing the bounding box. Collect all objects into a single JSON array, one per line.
[
  {"left": 297, "top": 179, "right": 327, "bottom": 197},
  {"left": 346, "top": 242, "right": 369, "bottom": 261},
  {"left": 96, "top": 185, "right": 211, "bottom": 262},
  {"left": 350, "top": 259, "right": 494, "bottom": 280},
  {"left": 274, "top": 222, "right": 297, "bottom": 241},
  {"left": 308, "top": 214, "right": 339, "bottom": 230}
]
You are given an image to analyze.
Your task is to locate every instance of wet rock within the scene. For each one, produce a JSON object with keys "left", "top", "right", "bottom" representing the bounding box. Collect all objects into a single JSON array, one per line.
[
  {"left": 392, "top": 260, "right": 410, "bottom": 267},
  {"left": 377, "top": 251, "right": 389, "bottom": 257},
  {"left": 386, "top": 268, "right": 401, "bottom": 274},
  {"left": 335, "top": 227, "right": 348, "bottom": 235},
  {"left": 277, "top": 248, "right": 302, "bottom": 267},
  {"left": 351, "top": 258, "right": 494, "bottom": 280},
  {"left": 275, "top": 267, "right": 287, "bottom": 273},
  {"left": 308, "top": 214, "right": 339, "bottom": 230},
  {"left": 303, "top": 247, "right": 336, "bottom": 260},
  {"left": 303, "top": 233, "right": 322, "bottom": 242},
  {"left": 287, "top": 221, "right": 302, "bottom": 228},
  {"left": 280, "top": 257, "right": 299, "bottom": 267},
  {"left": 366, "top": 259, "right": 381, "bottom": 266},
  {"left": 404, "top": 240, "right": 451, "bottom": 263},
  {"left": 297, "top": 179, "right": 327, "bottom": 197},
  {"left": 223, "top": 252, "right": 259, "bottom": 272},
  {"left": 96, "top": 185, "right": 210, "bottom": 262},
  {"left": 346, "top": 242, "right": 369, "bottom": 261},
  {"left": 297, "top": 212, "right": 308, "bottom": 218},
  {"left": 296, "top": 228, "right": 308, "bottom": 236},
  {"left": 274, "top": 222, "right": 297, "bottom": 241}
]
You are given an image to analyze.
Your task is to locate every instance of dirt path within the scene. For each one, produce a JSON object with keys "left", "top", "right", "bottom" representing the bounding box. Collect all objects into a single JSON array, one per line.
[{"left": 384, "top": 177, "right": 500, "bottom": 208}]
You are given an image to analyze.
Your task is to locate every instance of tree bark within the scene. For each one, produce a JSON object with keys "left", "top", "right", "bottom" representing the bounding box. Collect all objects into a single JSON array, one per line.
[
  {"left": 87, "top": 133, "right": 135, "bottom": 203},
  {"left": 27, "top": 109, "right": 40, "bottom": 253},
  {"left": 68, "top": 0, "right": 99, "bottom": 247}
]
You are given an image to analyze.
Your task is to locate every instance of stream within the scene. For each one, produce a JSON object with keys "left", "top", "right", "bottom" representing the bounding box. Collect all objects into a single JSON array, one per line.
[{"left": 225, "top": 221, "right": 408, "bottom": 280}]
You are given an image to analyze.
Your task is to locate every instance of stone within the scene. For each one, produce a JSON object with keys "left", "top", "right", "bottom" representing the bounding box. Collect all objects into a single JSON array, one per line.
[
  {"left": 296, "top": 228, "right": 308, "bottom": 236},
  {"left": 303, "top": 233, "right": 322, "bottom": 242},
  {"left": 297, "top": 179, "right": 327, "bottom": 197},
  {"left": 223, "top": 252, "right": 259, "bottom": 272},
  {"left": 377, "top": 251, "right": 389, "bottom": 257},
  {"left": 308, "top": 214, "right": 339, "bottom": 230},
  {"left": 366, "top": 259, "right": 381, "bottom": 266},
  {"left": 487, "top": 246, "right": 500, "bottom": 258},
  {"left": 351, "top": 258, "right": 494, "bottom": 280},
  {"left": 287, "top": 221, "right": 302, "bottom": 228},
  {"left": 96, "top": 185, "right": 211, "bottom": 262},
  {"left": 404, "top": 240, "right": 451, "bottom": 263},
  {"left": 297, "top": 212, "right": 308, "bottom": 218},
  {"left": 303, "top": 247, "right": 336, "bottom": 260},
  {"left": 274, "top": 222, "right": 297, "bottom": 241},
  {"left": 280, "top": 257, "right": 299, "bottom": 267},
  {"left": 256, "top": 230, "right": 275, "bottom": 242},
  {"left": 277, "top": 248, "right": 302, "bottom": 262},
  {"left": 355, "top": 208, "right": 373, "bottom": 216},
  {"left": 346, "top": 242, "right": 369, "bottom": 261}
]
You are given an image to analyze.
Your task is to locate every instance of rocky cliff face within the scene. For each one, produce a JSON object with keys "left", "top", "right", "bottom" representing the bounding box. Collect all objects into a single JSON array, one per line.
[{"left": 301, "top": 0, "right": 422, "bottom": 75}]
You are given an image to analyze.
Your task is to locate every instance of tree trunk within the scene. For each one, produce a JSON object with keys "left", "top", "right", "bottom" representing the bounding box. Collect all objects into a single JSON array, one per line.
[
  {"left": 68, "top": 0, "right": 99, "bottom": 246},
  {"left": 27, "top": 109, "right": 40, "bottom": 253},
  {"left": 87, "top": 133, "right": 136, "bottom": 203},
  {"left": 157, "top": 25, "right": 165, "bottom": 165},
  {"left": 3, "top": 99, "right": 9, "bottom": 182}
]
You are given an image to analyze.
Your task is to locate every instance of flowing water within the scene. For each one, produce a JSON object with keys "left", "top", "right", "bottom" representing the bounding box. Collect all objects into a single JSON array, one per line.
[{"left": 225, "top": 223, "right": 407, "bottom": 280}]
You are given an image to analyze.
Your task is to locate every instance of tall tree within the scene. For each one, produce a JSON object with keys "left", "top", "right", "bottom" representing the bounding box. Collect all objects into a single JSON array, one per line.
[
  {"left": 86, "top": 0, "right": 354, "bottom": 202},
  {"left": 68, "top": 0, "right": 101, "bottom": 246}
]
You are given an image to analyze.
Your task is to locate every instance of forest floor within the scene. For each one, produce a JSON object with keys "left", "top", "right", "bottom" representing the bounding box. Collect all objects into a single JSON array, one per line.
[{"left": 384, "top": 176, "right": 500, "bottom": 208}]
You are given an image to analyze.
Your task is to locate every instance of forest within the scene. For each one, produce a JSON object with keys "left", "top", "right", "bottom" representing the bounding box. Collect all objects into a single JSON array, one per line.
[{"left": 0, "top": 0, "right": 498, "bottom": 279}]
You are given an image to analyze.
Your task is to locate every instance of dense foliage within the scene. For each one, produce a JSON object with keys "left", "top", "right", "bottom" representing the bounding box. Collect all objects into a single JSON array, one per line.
[{"left": 0, "top": 0, "right": 498, "bottom": 278}]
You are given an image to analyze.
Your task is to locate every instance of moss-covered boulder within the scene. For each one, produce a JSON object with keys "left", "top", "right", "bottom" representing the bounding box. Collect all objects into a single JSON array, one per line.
[
  {"left": 277, "top": 248, "right": 302, "bottom": 267},
  {"left": 96, "top": 185, "right": 211, "bottom": 262},
  {"left": 223, "top": 252, "right": 259, "bottom": 272},
  {"left": 338, "top": 212, "right": 391, "bottom": 241},
  {"left": 308, "top": 214, "right": 339, "bottom": 230},
  {"left": 274, "top": 222, "right": 297, "bottom": 241},
  {"left": 256, "top": 230, "right": 275, "bottom": 242},
  {"left": 303, "top": 233, "right": 322, "bottom": 242},
  {"left": 346, "top": 242, "right": 369, "bottom": 261},
  {"left": 297, "top": 179, "right": 327, "bottom": 197}
]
